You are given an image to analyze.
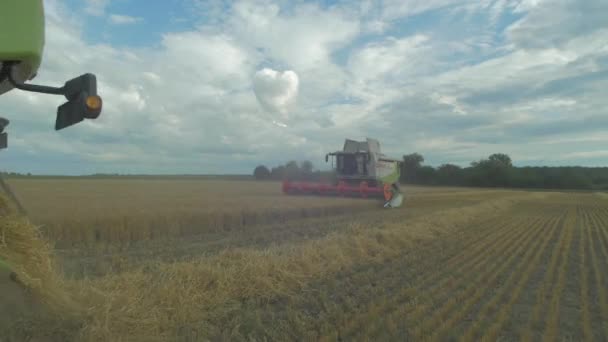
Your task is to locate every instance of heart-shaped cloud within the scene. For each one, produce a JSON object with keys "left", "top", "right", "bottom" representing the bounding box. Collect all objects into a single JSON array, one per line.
[{"left": 253, "top": 68, "right": 299, "bottom": 121}]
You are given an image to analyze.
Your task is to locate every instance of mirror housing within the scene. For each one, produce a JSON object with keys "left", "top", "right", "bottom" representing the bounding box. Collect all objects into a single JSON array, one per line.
[
  {"left": 55, "top": 73, "right": 102, "bottom": 130},
  {"left": 2, "top": 63, "right": 102, "bottom": 131}
]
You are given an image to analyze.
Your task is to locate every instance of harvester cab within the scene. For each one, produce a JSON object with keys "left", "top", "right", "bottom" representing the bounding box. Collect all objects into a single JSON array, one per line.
[{"left": 283, "top": 138, "right": 404, "bottom": 208}]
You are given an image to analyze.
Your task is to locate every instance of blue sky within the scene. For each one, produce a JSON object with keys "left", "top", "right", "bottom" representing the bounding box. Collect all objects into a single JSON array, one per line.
[
  {"left": 67, "top": 0, "right": 202, "bottom": 47},
  {"left": 1, "top": 0, "right": 608, "bottom": 175}
]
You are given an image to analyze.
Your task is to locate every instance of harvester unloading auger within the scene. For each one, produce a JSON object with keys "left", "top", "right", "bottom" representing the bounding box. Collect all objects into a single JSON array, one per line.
[{"left": 282, "top": 138, "right": 404, "bottom": 208}]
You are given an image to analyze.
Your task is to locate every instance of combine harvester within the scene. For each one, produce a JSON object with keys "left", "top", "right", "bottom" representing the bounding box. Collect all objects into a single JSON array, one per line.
[
  {"left": 282, "top": 138, "right": 404, "bottom": 208},
  {"left": 0, "top": 1, "right": 102, "bottom": 211},
  {"left": 0, "top": 1, "right": 103, "bottom": 326}
]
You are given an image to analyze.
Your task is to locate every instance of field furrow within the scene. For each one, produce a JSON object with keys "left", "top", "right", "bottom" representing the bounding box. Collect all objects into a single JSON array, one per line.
[
  {"left": 413, "top": 215, "right": 550, "bottom": 340},
  {"left": 423, "top": 215, "right": 554, "bottom": 341},
  {"left": 520, "top": 207, "right": 574, "bottom": 341},
  {"left": 384, "top": 216, "right": 536, "bottom": 333},
  {"left": 335, "top": 214, "right": 530, "bottom": 338},
  {"left": 586, "top": 206, "right": 608, "bottom": 339},
  {"left": 395, "top": 216, "right": 533, "bottom": 324},
  {"left": 408, "top": 215, "right": 528, "bottom": 296},
  {"left": 579, "top": 207, "right": 593, "bottom": 341},
  {"left": 541, "top": 208, "right": 576, "bottom": 342},
  {"left": 461, "top": 215, "right": 561, "bottom": 342}
]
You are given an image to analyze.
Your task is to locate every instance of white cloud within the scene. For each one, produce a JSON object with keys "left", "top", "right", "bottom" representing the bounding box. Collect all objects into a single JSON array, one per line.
[
  {"left": 109, "top": 14, "right": 143, "bottom": 25},
  {"left": 563, "top": 150, "right": 608, "bottom": 160},
  {"left": 507, "top": 0, "right": 608, "bottom": 49},
  {"left": 2, "top": 0, "right": 608, "bottom": 174},
  {"left": 380, "top": 0, "right": 466, "bottom": 21},
  {"left": 228, "top": 0, "right": 360, "bottom": 70},
  {"left": 84, "top": 0, "right": 110, "bottom": 16},
  {"left": 348, "top": 34, "right": 431, "bottom": 82},
  {"left": 431, "top": 93, "right": 467, "bottom": 115},
  {"left": 142, "top": 72, "right": 162, "bottom": 86},
  {"left": 512, "top": 0, "right": 547, "bottom": 13},
  {"left": 364, "top": 20, "right": 388, "bottom": 34},
  {"left": 159, "top": 32, "right": 252, "bottom": 84},
  {"left": 253, "top": 68, "right": 299, "bottom": 122}
]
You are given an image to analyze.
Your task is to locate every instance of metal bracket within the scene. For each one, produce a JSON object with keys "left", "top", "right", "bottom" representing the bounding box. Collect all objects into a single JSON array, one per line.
[{"left": 0, "top": 117, "right": 8, "bottom": 150}]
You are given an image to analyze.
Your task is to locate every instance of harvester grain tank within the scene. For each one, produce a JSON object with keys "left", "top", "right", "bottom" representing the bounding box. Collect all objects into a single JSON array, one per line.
[{"left": 282, "top": 138, "right": 404, "bottom": 208}]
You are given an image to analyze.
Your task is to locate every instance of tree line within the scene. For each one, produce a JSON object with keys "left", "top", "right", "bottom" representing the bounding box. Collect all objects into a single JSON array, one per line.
[
  {"left": 401, "top": 153, "right": 608, "bottom": 190},
  {"left": 0, "top": 172, "right": 32, "bottom": 177},
  {"left": 253, "top": 161, "right": 336, "bottom": 182},
  {"left": 255, "top": 154, "right": 608, "bottom": 190}
]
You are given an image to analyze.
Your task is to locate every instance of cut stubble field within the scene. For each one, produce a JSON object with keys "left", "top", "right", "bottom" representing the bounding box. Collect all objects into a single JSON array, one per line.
[{"left": 2, "top": 178, "right": 608, "bottom": 341}]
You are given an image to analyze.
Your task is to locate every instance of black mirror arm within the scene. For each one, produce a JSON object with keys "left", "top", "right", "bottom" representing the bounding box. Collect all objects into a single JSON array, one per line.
[{"left": 3, "top": 63, "right": 65, "bottom": 95}]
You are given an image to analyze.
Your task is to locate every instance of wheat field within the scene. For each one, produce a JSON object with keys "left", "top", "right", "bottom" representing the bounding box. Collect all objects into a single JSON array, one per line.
[{"left": 1, "top": 178, "right": 608, "bottom": 341}]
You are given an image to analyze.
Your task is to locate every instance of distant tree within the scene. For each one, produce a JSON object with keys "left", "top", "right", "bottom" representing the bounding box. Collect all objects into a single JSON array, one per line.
[
  {"left": 402, "top": 153, "right": 425, "bottom": 183},
  {"left": 403, "top": 153, "right": 424, "bottom": 168},
  {"left": 286, "top": 160, "right": 299, "bottom": 171},
  {"left": 417, "top": 166, "right": 437, "bottom": 185},
  {"left": 488, "top": 153, "right": 513, "bottom": 168},
  {"left": 284, "top": 161, "right": 300, "bottom": 180},
  {"left": 270, "top": 165, "right": 286, "bottom": 180},
  {"left": 469, "top": 153, "right": 513, "bottom": 187},
  {"left": 437, "top": 164, "right": 462, "bottom": 185},
  {"left": 253, "top": 165, "right": 271, "bottom": 180},
  {"left": 299, "top": 160, "right": 314, "bottom": 181},
  {"left": 300, "top": 160, "right": 313, "bottom": 174}
]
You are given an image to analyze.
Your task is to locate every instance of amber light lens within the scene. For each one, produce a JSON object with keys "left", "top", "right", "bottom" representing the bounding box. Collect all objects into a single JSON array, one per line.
[{"left": 86, "top": 95, "right": 102, "bottom": 110}]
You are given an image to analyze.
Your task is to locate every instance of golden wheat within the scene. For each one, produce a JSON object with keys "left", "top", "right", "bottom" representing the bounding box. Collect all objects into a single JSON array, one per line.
[
  {"left": 8, "top": 179, "right": 381, "bottom": 245},
  {"left": 466, "top": 215, "right": 561, "bottom": 341},
  {"left": 542, "top": 208, "right": 576, "bottom": 341},
  {"left": 0, "top": 195, "right": 86, "bottom": 339},
  {"left": 587, "top": 206, "right": 608, "bottom": 340},
  {"left": 520, "top": 208, "right": 571, "bottom": 341},
  {"left": 425, "top": 215, "right": 552, "bottom": 341},
  {"left": 403, "top": 216, "right": 535, "bottom": 338},
  {"left": 580, "top": 207, "right": 593, "bottom": 342},
  {"left": 334, "top": 201, "right": 526, "bottom": 339},
  {"left": 356, "top": 214, "right": 526, "bottom": 336}
]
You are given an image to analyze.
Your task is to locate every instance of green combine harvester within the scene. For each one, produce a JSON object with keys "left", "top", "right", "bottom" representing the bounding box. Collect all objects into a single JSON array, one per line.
[
  {"left": 0, "top": 1, "right": 103, "bottom": 276},
  {"left": 282, "top": 138, "right": 404, "bottom": 208}
]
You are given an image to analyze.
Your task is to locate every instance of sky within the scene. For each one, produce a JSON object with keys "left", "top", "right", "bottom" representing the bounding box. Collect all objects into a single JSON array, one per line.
[{"left": 1, "top": 0, "right": 607, "bottom": 175}]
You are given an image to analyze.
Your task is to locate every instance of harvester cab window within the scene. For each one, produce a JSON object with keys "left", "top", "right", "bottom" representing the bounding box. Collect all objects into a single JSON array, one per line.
[
  {"left": 335, "top": 153, "right": 368, "bottom": 176},
  {"left": 336, "top": 154, "right": 353, "bottom": 175},
  {"left": 356, "top": 154, "right": 367, "bottom": 175}
]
